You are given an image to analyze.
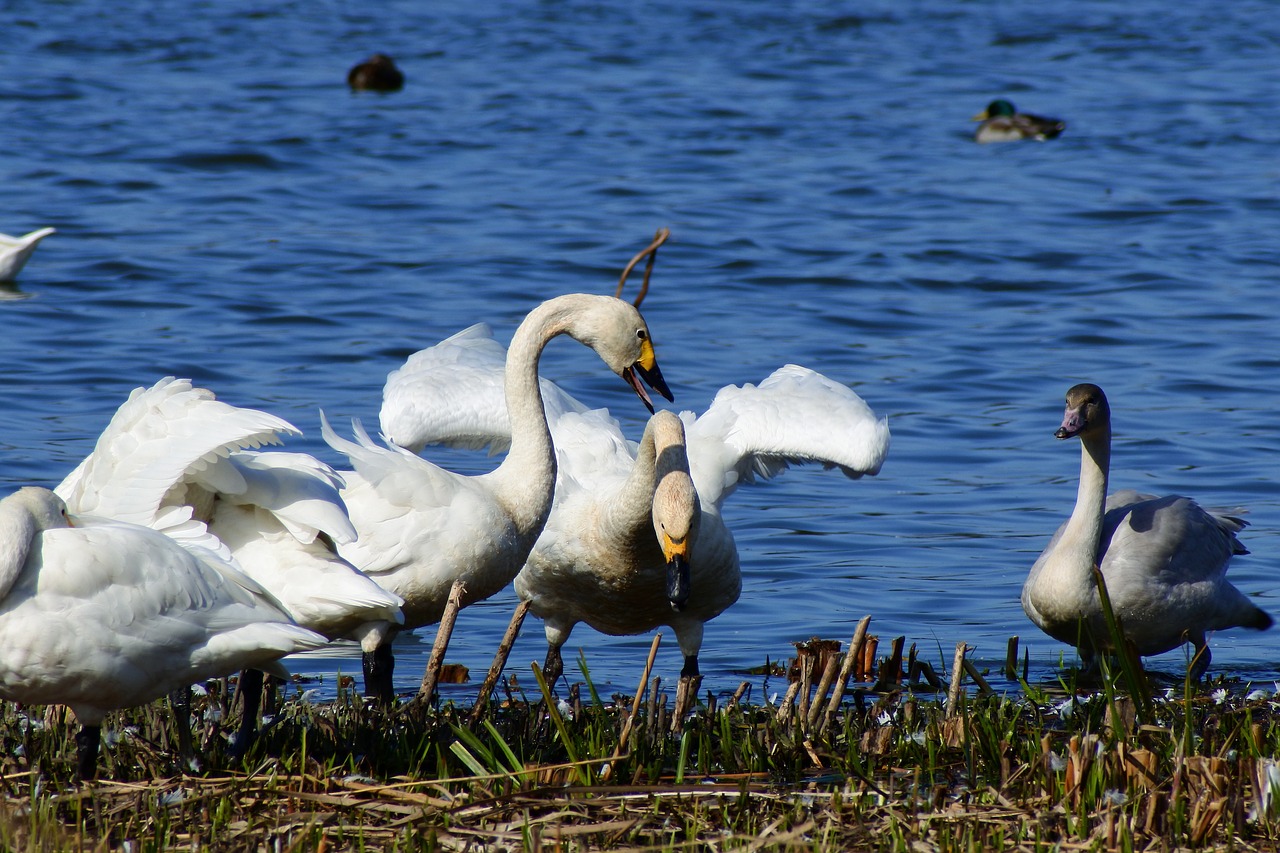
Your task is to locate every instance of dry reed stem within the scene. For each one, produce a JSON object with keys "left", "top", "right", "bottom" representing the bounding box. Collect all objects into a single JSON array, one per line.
[
  {"left": 417, "top": 579, "right": 467, "bottom": 703},
  {"left": 945, "top": 642, "right": 968, "bottom": 718},
  {"left": 468, "top": 599, "right": 530, "bottom": 724},
  {"left": 614, "top": 227, "right": 670, "bottom": 307},
  {"left": 600, "top": 632, "right": 662, "bottom": 782}
]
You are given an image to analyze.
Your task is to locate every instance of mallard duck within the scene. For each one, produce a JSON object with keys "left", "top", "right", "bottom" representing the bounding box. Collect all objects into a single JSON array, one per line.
[
  {"left": 348, "top": 54, "right": 405, "bottom": 92},
  {"left": 972, "top": 99, "right": 1065, "bottom": 143},
  {"left": 1022, "top": 383, "right": 1271, "bottom": 679},
  {"left": 0, "top": 227, "right": 55, "bottom": 281}
]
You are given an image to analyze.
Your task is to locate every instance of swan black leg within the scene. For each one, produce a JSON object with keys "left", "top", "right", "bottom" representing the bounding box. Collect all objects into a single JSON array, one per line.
[
  {"left": 75, "top": 725, "right": 101, "bottom": 782},
  {"left": 169, "top": 685, "right": 196, "bottom": 764},
  {"left": 229, "top": 668, "right": 265, "bottom": 758},
  {"left": 542, "top": 644, "right": 565, "bottom": 686},
  {"left": 363, "top": 644, "right": 395, "bottom": 706},
  {"left": 680, "top": 654, "right": 700, "bottom": 680}
]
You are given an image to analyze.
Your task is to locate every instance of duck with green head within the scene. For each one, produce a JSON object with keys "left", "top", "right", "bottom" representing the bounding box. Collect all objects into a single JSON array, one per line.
[{"left": 973, "top": 99, "right": 1065, "bottom": 143}]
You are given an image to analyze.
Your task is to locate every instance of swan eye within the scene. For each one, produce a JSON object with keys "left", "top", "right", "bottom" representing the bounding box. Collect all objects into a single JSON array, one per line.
[{"left": 636, "top": 329, "right": 648, "bottom": 342}]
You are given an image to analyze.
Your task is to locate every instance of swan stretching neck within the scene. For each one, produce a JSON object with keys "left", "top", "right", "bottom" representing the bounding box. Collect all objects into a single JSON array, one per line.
[{"left": 330, "top": 293, "right": 672, "bottom": 704}]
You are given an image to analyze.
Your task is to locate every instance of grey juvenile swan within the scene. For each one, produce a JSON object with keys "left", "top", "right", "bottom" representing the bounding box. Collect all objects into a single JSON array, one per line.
[{"left": 1022, "top": 383, "right": 1271, "bottom": 678}]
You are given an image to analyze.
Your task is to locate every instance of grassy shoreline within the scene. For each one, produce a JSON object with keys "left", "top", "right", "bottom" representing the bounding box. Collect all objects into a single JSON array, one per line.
[{"left": 3, "top": 627, "right": 1279, "bottom": 851}]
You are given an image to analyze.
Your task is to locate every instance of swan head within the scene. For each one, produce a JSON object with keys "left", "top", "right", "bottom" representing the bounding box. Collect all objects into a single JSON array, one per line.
[
  {"left": 1055, "top": 383, "right": 1110, "bottom": 442},
  {"left": 568, "top": 296, "right": 673, "bottom": 414},
  {"left": 6, "top": 487, "right": 74, "bottom": 530}
]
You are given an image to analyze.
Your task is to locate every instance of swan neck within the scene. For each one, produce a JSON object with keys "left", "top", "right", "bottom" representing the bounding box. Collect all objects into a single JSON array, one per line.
[
  {"left": 1063, "top": 433, "right": 1110, "bottom": 567},
  {"left": 493, "top": 299, "right": 576, "bottom": 533},
  {"left": 0, "top": 501, "right": 37, "bottom": 601},
  {"left": 603, "top": 418, "right": 661, "bottom": 547}
]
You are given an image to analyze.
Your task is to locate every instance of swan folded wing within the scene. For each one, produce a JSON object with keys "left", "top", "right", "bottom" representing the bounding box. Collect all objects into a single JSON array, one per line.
[
  {"left": 218, "top": 514, "right": 404, "bottom": 632},
  {"left": 685, "top": 365, "right": 891, "bottom": 507},
  {"left": 380, "top": 323, "right": 588, "bottom": 454},
  {"left": 1101, "top": 494, "right": 1245, "bottom": 588},
  {"left": 56, "top": 377, "right": 298, "bottom": 526},
  {"left": 203, "top": 451, "right": 357, "bottom": 546}
]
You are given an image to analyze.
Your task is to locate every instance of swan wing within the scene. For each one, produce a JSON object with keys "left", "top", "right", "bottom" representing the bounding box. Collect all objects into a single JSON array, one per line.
[
  {"left": 1101, "top": 493, "right": 1245, "bottom": 586},
  {"left": 0, "top": 227, "right": 56, "bottom": 281},
  {"left": 55, "top": 377, "right": 298, "bottom": 528},
  {"left": 684, "top": 364, "right": 890, "bottom": 507},
  {"left": 379, "top": 322, "right": 588, "bottom": 453}
]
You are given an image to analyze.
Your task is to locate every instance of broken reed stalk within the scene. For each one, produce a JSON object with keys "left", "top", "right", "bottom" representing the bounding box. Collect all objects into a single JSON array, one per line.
[
  {"left": 468, "top": 599, "right": 531, "bottom": 724},
  {"left": 962, "top": 658, "right": 995, "bottom": 696},
  {"left": 805, "top": 654, "right": 841, "bottom": 730},
  {"left": 671, "top": 674, "right": 703, "bottom": 734},
  {"left": 599, "top": 633, "right": 663, "bottom": 782},
  {"left": 417, "top": 579, "right": 466, "bottom": 703},
  {"left": 820, "top": 615, "right": 872, "bottom": 733},
  {"left": 945, "top": 642, "right": 968, "bottom": 718},
  {"left": 614, "top": 227, "right": 670, "bottom": 307},
  {"left": 775, "top": 681, "right": 802, "bottom": 724}
]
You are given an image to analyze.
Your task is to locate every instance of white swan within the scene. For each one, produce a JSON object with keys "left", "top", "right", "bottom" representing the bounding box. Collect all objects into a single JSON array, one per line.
[
  {"left": 380, "top": 327, "right": 891, "bottom": 684},
  {"left": 56, "top": 377, "right": 404, "bottom": 748},
  {"left": 0, "top": 227, "right": 55, "bottom": 281},
  {"left": 0, "top": 487, "right": 328, "bottom": 779},
  {"left": 324, "top": 293, "right": 672, "bottom": 703},
  {"left": 1022, "top": 383, "right": 1272, "bottom": 678}
]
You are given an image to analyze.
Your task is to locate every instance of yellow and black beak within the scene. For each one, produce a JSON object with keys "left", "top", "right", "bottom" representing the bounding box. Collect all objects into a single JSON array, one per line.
[
  {"left": 663, "top": 533, "right": 691, "bottom": 611},
  {"left": 621, "top": 338, "right": 673, "bottom": 414}
]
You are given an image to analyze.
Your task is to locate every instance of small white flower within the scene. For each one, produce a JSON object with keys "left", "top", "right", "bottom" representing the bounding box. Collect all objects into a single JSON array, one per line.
[
  {"left": 556, "top": 699, "right": 574, "bottom": 720},
  {"left": 1048, "top": 752, "right": 1067, "bottom": 772},
  {"left": 910, "top": 730, "right": 926, "bottom": 745},
  {"left": 1247, "top": 689, "right": 1270, "bottom": 702},
  {"left": 1211, "top": 688, "right": 1228, "bottom": 705},
  {"left": 1054, "top": 698, "right": 1076, "bottom": 718},
  {"left": 1104, "top": 789, "right": 1127, "bottom": 806},
  {"left": 876, "top": 711, "right": 893, "bottom": 726},
  {"left": 190, "top": 683, "right": 208, "bottom": 697}
]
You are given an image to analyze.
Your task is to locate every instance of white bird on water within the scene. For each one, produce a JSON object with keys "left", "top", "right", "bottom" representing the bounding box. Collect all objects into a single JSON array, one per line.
[
  {"left": 0, "top": 486, "right": 327, "bottom": 780},
  {"left": 1022, "top": 383, "right": 1271, "bottom": 678},
  {"left": 380, "top": 323, "right": 891, "bottom": 690},
  {"left": 56, "top": 377, "right": 403, "bottom": 750},
  {"left": 325, "top": 293, "right": 673, "bottom": 704},
  {"left": 0, "top": 227, "right": 56, "bottom": 281}
]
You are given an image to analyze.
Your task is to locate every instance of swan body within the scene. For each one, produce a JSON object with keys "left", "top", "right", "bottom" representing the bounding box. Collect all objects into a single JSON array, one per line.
[
  {"left": 1022, "top": 383, "right": 1271, "bottom": 677},
  {"left": 0, "top": 487, "right": 327, "bottom": 778},
  {"left": 0, "top": 227, "right": 55, "bottom": 281},
  {"left": 972, "top": 99, "right": 1065, "bottom": 143},
  {"left": 380, "top": 327, "right": 891, "bottom": 681},
  {"left": 325, "top": 293, "right": 672, "bottom": 702},
  {"left": 55, "top": 377, "right": 404, "bottom": 643}
]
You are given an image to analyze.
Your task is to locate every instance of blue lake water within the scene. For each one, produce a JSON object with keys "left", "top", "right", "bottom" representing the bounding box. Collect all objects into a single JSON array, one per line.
[{"left": 3, "top": 1, "right": 1280, "bottom": 705}]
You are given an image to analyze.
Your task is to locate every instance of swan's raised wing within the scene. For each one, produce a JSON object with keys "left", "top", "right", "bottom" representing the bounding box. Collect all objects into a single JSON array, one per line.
[
  {"left": 379, "top": 323, "right": 588, "bottom": 454},
  {"left": 683, "top": 365, "right": 890, "bottom": 508},
  {"left": 56, "top": 377, "right": 297, "bottom": 529}
]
